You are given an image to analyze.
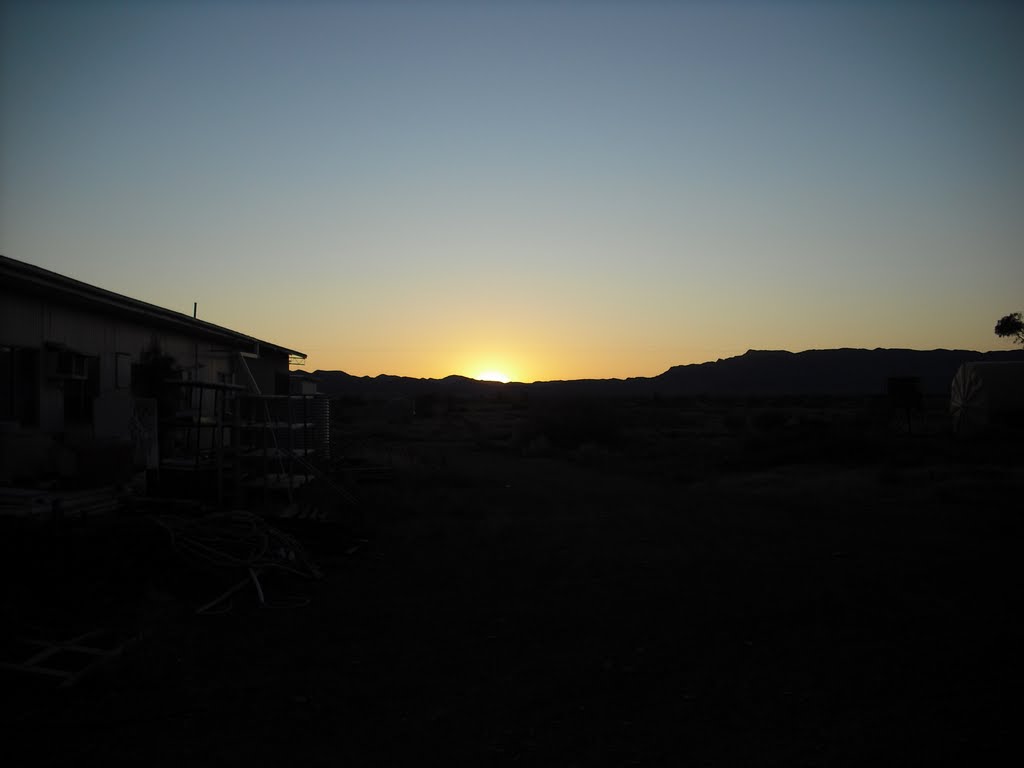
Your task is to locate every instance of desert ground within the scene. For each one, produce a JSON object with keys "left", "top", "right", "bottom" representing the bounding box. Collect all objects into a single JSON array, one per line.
[{"left": 2, "top": 393, "right": 1021, "bottom": 765}]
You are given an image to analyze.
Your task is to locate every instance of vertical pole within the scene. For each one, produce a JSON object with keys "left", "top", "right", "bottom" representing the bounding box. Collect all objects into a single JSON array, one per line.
[
  {"left": 262, "top": 399, "right": 269, "bottom": 511},
  {"left": 215, "top": 388, "right": 223, "bottom": 508},
  {"left": 195, "top": 384, "right": 203, "bottom": 472},
  {"left": 233, "top": 391, "right": 242, "bottom": 508},
  {"left": 182, "top": 382, "right": 191, "bottom": 469},
  {"left": 287, "top": 393, "right": 294, "bottom": 500}
]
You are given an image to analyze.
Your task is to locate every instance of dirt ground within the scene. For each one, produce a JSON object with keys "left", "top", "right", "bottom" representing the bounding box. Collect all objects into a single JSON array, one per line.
[{"left": 2, "top": 395, "right": 1022, "bottom": 766}]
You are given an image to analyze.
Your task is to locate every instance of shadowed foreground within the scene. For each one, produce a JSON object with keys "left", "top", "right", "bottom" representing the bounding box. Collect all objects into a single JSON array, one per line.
[{"left": 3, "top": 397, "right": 1021, "bottom": 765}]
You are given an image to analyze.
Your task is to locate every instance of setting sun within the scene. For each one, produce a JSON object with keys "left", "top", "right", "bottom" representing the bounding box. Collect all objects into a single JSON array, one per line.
[{"left": 476, "top": 371, "right": 510, "bottom": 384}]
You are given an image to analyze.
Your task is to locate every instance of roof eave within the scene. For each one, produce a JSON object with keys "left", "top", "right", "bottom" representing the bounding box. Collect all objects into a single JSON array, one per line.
[{"left": 1, "top": 255, "right": 305, "bottom": 359}]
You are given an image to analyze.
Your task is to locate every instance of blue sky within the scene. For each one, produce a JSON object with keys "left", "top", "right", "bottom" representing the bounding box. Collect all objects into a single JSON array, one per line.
[{"left": 2, "top": 0, "right": 1022, "bottom": 380}]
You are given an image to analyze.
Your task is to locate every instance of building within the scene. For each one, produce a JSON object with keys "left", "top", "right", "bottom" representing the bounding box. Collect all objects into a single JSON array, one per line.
[
  {"left": 1, "top": 254, "right": 321, "bottom": 497},
  {"left": 950, "top": 361, "right": 1024, "bottom": 434}
]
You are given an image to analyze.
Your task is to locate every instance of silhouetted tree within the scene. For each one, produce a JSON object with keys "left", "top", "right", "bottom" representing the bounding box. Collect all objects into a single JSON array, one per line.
[{"left": 994, "top": 312, "right": 1024, "bottom": 345}]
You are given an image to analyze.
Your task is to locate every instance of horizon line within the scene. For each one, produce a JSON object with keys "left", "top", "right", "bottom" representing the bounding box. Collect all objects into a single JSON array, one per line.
[{"left": 306, "top": 345, "right": 1024, "bottom": 385}]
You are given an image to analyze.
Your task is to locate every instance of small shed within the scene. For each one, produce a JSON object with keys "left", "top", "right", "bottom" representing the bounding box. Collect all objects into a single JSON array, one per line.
[{"left": 950, "top": 361, "right": 1024, "bottom": 433}]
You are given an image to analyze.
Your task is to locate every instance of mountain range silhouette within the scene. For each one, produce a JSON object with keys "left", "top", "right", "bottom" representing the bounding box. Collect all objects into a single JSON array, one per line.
[{"left": 310, "top": 348, "right": 1024, "bottom": 399}]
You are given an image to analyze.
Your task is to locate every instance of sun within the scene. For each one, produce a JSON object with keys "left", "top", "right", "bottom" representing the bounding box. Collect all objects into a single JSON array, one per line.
[{"left": 476, "top": 370, "right": 510, "bottom": 383}]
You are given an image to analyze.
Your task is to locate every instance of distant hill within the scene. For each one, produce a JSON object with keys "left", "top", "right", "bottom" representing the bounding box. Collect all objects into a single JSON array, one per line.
[
  {"left": 311, "top": 348, "right": 1024, "bottom": 399},
  {"left": 305, "top": 370, "right": 512, "bottom": 400},
  {"left": 650, "top": 348, "right": 1024, "bottom": 396}
]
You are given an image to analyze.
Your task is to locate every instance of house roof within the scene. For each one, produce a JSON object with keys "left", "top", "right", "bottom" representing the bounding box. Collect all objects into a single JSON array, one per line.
[{"left": 0, "top": 254, "right": 305, "bottom": 359}]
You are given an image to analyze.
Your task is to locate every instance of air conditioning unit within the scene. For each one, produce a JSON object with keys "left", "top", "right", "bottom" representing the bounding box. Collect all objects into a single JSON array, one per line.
[{"left": 45, "top": 348, "right": 88, "bottom": 380}]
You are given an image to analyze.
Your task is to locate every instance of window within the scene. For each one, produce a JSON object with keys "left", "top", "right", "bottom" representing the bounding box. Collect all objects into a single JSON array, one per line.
[
  {"left": 0, "top": 347, "right": 12, "bottom": 421},
  {"left": 64, "top": 356, "right": 99, "bottom": 425},
  {"left": 0, "top": 347, "right": 40, "bottom": 426},
  {"left": 116, "top": 353, "right": 132, "bottom": 389}
]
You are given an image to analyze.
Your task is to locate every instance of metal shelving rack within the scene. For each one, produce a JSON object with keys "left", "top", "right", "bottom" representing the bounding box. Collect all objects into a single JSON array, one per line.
[
  {"left": 236, "top": 393, "right": 318, "bottom": 511},
  {"left": 157, "top": 378, "right": 245, "bottom": 507},
  {"left": 156, "top": 367, "right": 332, "bottom": 514}
]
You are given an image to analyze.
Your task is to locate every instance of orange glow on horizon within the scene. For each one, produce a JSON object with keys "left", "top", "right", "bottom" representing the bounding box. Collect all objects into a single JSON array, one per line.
[{"left": 475, "top": 370, "right": 511, "bottom": 384}]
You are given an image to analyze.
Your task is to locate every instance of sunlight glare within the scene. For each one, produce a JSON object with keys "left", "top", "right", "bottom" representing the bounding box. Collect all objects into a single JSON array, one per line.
[{"left": 476, "top": 370, "right": 510, "bottom": 383}]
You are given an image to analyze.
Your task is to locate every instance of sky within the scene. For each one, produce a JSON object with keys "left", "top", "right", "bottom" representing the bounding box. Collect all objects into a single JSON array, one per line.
[{"left": 2, "top": 0, "right": 1022, "bottom": 382}]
